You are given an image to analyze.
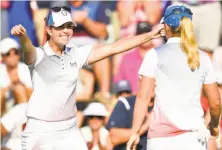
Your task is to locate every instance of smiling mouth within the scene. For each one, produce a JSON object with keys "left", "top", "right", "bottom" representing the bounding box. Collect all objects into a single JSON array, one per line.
[{"left": 60, "top": 35, "right": 70, "bottom": 40}]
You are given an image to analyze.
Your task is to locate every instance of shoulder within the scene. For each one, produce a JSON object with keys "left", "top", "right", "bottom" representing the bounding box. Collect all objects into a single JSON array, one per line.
[{"left": 143, "top": 48, "right": 158, "bottom": 62}]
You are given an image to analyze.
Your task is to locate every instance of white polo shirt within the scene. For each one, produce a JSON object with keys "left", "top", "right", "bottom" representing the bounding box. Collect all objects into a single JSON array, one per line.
[
  {"left": 26, "top": 42, "right": 93, "bottom": 121},
  {"left": 139, "top": 37, "right": 217, "bottom": 137}
]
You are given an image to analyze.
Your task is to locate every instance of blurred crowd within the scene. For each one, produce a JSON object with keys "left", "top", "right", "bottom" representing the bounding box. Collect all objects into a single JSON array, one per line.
[{"left": 1, "top": 0, "right": 222, "bottom": 150}]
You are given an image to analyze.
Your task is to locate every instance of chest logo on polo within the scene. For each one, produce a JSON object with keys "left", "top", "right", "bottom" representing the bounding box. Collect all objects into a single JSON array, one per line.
[{"left": 70, "top": 61, "right": 77, "bottom": 67}]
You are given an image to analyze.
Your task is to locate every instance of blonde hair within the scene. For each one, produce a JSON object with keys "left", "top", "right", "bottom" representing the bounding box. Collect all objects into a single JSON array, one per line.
[{"left": 172, "top": 17, "right": 200, "bottom": 71}]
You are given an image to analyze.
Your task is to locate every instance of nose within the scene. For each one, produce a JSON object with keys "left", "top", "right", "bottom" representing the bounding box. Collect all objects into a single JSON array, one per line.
[{"left": 63, "top": 28, "right": 68, "bottom": 33}]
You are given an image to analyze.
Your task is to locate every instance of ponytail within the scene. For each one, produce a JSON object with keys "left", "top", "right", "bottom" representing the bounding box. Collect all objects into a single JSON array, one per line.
[{"left": 180, "top": 17, "right": 200, "bottom": 71}]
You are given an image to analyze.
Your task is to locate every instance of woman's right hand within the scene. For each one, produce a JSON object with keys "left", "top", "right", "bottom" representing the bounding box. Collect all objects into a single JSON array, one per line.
[
  {"left": 11, "top": 24, "right": 27, "bottom": 37},
  {"left": 208, "top": 124, "right": 219, "bottom": 139}
]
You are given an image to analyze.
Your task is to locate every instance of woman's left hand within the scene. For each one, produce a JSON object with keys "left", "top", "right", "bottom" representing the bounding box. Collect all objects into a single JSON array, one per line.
[{"left": 126, "top": 133, "right": 140, "bottom": 150}]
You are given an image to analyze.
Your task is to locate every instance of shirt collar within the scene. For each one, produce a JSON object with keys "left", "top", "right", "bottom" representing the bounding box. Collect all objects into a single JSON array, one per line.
[
  {"left": 166, "top": 37, "right": 181, "bottom": 44},
  {"left": 43, "top": 42, "right": 72, "bottom": 56}
]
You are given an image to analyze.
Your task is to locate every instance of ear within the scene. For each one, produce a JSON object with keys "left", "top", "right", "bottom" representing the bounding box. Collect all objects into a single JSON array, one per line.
[{"left": 46, "top": 26, "right": 52, "bottom": 36}]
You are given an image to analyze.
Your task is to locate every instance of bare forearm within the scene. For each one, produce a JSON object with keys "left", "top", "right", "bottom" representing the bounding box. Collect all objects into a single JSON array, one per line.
[
  {"left": 110, "top": 128, "right": 132, "bottom": 146},
  {"left": 209, "top": 99, "right": 221, "bottom": 127},
  {"left": 19, "top": 35, "right": 36, "bottom": 64},
  {"left": 83, "top": 18, "right": 108, "bottom": 39},
  {"left": 111, "top": 32, "right": 153, "bottom": 55},
  {"left": 204, "top": 84, "right": 222, "bottom": 127},
  {"left": 138, "top": 115, "right": 150, "bottom": 135},
  {"left": 132, "top": 97, "right": 150, "bottom": 133}
]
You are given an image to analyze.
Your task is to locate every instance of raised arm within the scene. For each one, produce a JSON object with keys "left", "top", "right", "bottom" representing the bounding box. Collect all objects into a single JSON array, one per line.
[
  {"left": 11, "top": 24, "right": 36, "bottom": 65},
  {"left": 87, "top": 24, "right": 165, "bottom": 65}
]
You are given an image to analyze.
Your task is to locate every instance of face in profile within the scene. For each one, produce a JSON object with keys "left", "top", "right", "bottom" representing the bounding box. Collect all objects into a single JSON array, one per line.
[
  {"left": 2, "top": 48, "right": 20, "bottom": 67},
  {"left": 87, "top": 116, "right": 105, "bottom": 131},
  {"left": 47, "top": 22, "right": 74, "bottom": 46}
]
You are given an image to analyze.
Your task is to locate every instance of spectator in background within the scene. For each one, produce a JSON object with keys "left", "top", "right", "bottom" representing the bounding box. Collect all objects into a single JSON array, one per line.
[
  {"left": 68, "top": 1, "right": 111, "bottom": 99},
  {"left": 8, "top": 1, "right": 38, "bottom": 46},
  {"left": 114, "top": 80, "right": 132, "bottom": 99},
  {"left": 1, "top": 99, "right": 28, "bottom": 150},
  {"left": 112, "top": 1, "right": 163, "bottom": 76},
  {"left": 173, "top": 0, "right": 221, "bottom": 58},
  {"left": 114, "top": 21, "right": 154, "bottom": 94},
  {"left": 0, "top": 38, "right": 32, "bottom": 116},
  {"left": 1, "top": 0, "right": 10, "bottom": 40},
  {"left": 81, "top": 102, "right": 112, "bottom": 150},
  {"left": 106, "top": 95, "right": 151, "bottom": 150}
]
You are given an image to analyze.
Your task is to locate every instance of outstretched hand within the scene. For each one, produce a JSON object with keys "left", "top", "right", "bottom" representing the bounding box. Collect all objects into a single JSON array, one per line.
[
  {"left": 11, "top": 24, "right": 27, "bottom": 37},
  {"left": 151, "top": 24, "right": 166, "bottom": 39}
]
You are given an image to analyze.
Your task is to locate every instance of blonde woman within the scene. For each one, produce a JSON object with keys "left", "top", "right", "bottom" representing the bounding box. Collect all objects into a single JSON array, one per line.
[{"left": 127, "top": 5, "right": 221, "bottom": 150}]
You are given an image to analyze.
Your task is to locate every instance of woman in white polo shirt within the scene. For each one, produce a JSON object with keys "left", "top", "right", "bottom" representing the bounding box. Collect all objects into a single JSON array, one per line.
[
  {"left": 10, "top": 6, "right": 165, "bottom": 150},
  {"left": 127, "top": 5, "right": 221, "bottom": 150}
]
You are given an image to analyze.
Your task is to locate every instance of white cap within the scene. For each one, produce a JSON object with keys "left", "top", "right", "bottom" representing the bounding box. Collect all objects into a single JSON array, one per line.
[
  {"left": 83, "top": 102, "right": 108, "bottom": 117},
  {"left": 0, "top": 38, "right": 19, "bottom": 54},
  {"left": 48, "top": 8, "right": 77, "bottom": 27}
]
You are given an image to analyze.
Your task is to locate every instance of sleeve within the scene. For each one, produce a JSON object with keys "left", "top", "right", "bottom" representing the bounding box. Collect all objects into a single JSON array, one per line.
[
  {"left": 76, "top": 44, "right": 94, "bottom": 68},
  {"left": 19, "top": 64, "right": 33, "bottom": 88},
  {"left": 106, "top": 101, "right": 128, "bottom": 130},
  {"left": 138, "top": 48, "right": 158, "bottom": 78},
  {"left": 204, "top": 55, "right": 218, "bottom": 84},
  {"left": 25, "top": 47, "right": 44, "bottom": 69}
]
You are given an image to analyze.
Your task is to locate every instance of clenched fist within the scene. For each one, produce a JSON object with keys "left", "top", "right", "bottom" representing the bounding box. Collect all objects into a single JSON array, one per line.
[
  {"left": 11, "top": 24, "right": 27, "bottom": 37},
  {"left": 151, "top": 24, "right": 166, "bottom": 39}
]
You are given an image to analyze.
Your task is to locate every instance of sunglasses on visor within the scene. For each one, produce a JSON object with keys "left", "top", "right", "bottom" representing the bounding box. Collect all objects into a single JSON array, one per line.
[
  {"left": 51, "top": 6, "right": 71, "bottom": 13},
  {"left": 164, "top": 7, "right": 193, "bottom": 20},
  {"left": 87, "top": 116, "right": 105, "bottom": 120}
]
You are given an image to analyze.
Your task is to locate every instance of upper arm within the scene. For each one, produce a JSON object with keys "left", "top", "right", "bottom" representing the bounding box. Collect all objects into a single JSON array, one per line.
[
  {"left": 87, "top": 44, "right": 112, "bottom": 65},
  {"left": 106, "top": 101, "right": 128, "bottom": 130},
  {"left": 203, "top": 55, "right": 221, "bottom": 106},
  {"left": 137, "top": 49, "right": 157, "bottom": 99}
]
